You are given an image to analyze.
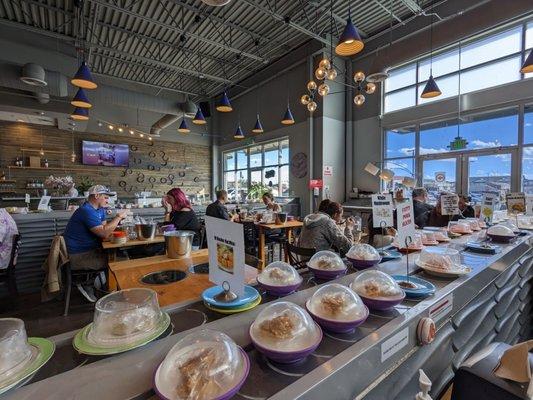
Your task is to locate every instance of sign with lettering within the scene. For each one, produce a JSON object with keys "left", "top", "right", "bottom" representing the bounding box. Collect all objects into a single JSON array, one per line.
[
  {"left": 506, "top": 192, "right": 526, "bottom": 215},
  {"left": 396, "top": 198, "right": 416, "bottom": 248},
  {"left": 372, "top": 193, "right": 394, "bottom": 228},
  {"left": 381, "top": 327, "right": 409, "bottom": 362},
  {"left": 308, "top": 179, "right": 323, "bottom": 189},
  {"left": 323, "top": 165, "right": 333, "bottom": 176},
  {"left": 435, "top": 171, "right": 446, "bottom": 183},
  {"left": 205, "top": 216, "right": 245, "bottom": 296},
  {"left": 480, "top": 192, "right": 499, "bottom": 223},
  {"left": 37, "top": 195, "right": 51, "bottom": 211},
  {"left": 441, "top": 193, "right": 459, "bottom": 216}
]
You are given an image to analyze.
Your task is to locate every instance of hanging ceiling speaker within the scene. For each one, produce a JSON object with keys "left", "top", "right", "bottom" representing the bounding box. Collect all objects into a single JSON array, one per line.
[
  {"left": 201, "top": 0, "right": 231, "bottom": 6},
  {"left": 366, "top": 69, "right": 390, "bottom": 83}
]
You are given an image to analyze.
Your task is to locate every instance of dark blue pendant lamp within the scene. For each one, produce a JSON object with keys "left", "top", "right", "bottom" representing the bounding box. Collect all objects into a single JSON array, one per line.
[
  {"left": 281, "top": 106, "right": 295, "bottom": 125},
  {"left": 71, "top": 107, "right": 89, "bottom": 121},
  {"left": 178, "top": 118, "right": 190, "bottom": 133},
  {"left": 335, "top": 7, "right": 364, "bottom": 57},
  {"left": 192, "top": 107, "right": 207, "bottom": 125},
  {"left": 71, "top": 88, "right": 92, "bottom": 108},
  {"left": 234, "top": 124, "right": 245, "bottom": 139},
  {"left": 71, "top": 61, "right": 97, "bottom": 89},
  {"left": 252, "top": 115, "right": 264, "bottom": 133},
  {"left": 520, "top": 50, "right": 533, "bottom": 73},
  {"left": 420, "top": 3, "right": 441, "bottom": 99},
  {"left": 217, "top": 91, "right": 233, "bottom": 112}
]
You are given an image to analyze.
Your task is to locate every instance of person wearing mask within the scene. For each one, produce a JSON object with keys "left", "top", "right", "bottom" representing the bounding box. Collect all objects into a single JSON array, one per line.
[
  {"left": 206, "top": 190, "right": 237, "bottom": 221},
  {"left": 262, "top": 192, "right": 281, "bottom": 212},
  {"left": 162, "top": 188, "right": 200, "bottom": 234},
  {"left": 412, "top": 187, "right": 434, "bottom": 228},
  {"left": 63, "top": 185, "right": 129, "bottom": 301},
  {"left": 298, "top": 201, "right": 355, "bottom": 256}
]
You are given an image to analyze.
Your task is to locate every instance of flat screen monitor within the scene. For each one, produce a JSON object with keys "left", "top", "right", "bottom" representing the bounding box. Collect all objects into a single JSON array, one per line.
[{"left": 82, "top": 140, "right": 129, "bottom": 167}]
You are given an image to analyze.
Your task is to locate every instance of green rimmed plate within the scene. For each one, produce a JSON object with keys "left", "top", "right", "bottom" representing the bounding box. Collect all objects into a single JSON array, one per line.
[
  {"left": 204, "top": 296, "right": 261, "bottom": 314},
  {"left": 73, "top": 312, "right": 171, "bottom": 356},
  {"left": 0, "top": 337, "right": 55, "bottom": 396}
]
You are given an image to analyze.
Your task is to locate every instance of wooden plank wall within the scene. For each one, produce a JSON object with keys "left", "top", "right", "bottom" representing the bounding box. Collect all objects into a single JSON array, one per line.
[{"left": 0, "top": 121, "right": 211, "bottom": 199}]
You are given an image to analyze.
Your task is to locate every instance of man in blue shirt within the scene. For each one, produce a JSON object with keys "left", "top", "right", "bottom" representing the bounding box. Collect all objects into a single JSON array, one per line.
[{"left": 63, "top": 185, "right": 129, "bottom": 301}]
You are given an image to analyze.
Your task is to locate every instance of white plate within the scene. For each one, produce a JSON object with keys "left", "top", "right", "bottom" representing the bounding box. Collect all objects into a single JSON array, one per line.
[{"left": 415, "top": 259, "right": 471, "bottom": 277}]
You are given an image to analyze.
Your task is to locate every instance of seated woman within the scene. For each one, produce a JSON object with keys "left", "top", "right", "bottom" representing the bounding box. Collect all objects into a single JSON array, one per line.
[
  {"left": 162, "top": 188, "right": 201, "bottom": 244},
  {"left": 298, "top": 201, "right": 355, "bottom": 256},
  {"left": 262, "top": 192, "right": 281, "bottom": 212}
]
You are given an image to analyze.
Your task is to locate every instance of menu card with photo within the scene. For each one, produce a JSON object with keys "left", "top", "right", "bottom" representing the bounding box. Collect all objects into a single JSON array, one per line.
[
  {"left": 506, "top": 192, "right": 526, "bottom": 215},
  {"left": 480, "top": 192, "right": 499, "bottom": 223},
  {"left": 396, "top": 198, "right": 416, "bottom": 248},
  {"left": 371, "top": 194, "right": 394, "bottom": 228},
  {"left": 441, "top": 193, "right": 459, "bottom": 216},
  {"left": 205, "top": 216, "right": 245, "bottom": 296}
]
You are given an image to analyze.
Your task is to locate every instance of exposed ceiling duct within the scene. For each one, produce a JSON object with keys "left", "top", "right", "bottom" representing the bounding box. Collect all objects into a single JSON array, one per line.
[
  {"left": 34, "top": 92, "right": 50, "bottom": 104},
  {"left": 201, "top": 0, "right": 232, "bottom": 5},
  {"left": 0, "top": 62, "right": 67, "bottom": 97},
  {"left": 182, "top": 98, "right": 197, "bottom": 119},
  {"left": 150, "top": 113, "right": 183, "bottom": 136}
]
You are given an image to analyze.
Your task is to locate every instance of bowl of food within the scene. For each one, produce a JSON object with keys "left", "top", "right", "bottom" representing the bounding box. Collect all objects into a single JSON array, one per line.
[
  {"left": 257, "top": 262, "right": 303, "bottom": 296},
  {"left": 307, "top": 251, "right": 347, "bottom": 280},
  {"left": 249, "top": 302, "right": 322, "bottom": 363},
  {"left": 154, "top": 329, "right": 249, "bottom": 400},
  {"left": 448, "top": 221, "right": 473, "bottom": 235},
  {"left": 487, "top": 225, "right": 516, "bottom": 243},
  {"left": 346, "top": 244, "right": 381, "bottom": 269},
  {"left": 415, "top": 247, "right": 471, "bottom": 277},
  {"left": 464, "top": 218, "right": 481, "bottom": 231},
  {"left": 350, "top": 271, "right": 405, "bottom": 310},
  {"left": 306, "top": 284, "right": 369, "bottom": 333},
  {"left": 421, "top": 231, "right": 439, "bottom": 246},
  {"left": 87, "top": 288, "right": 163, "bottom": 348},
  {"left": 392, "top": 233, "right": 425, "bottom": 252}
]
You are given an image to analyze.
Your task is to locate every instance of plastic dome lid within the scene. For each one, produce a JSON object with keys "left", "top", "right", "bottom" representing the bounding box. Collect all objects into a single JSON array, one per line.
[
  {"left": 346, "top": 244, "right": 380, "bottom": 261},
  {"left": 250, "top": 301, "right": 320, "bottom": 352},
  {"left": 258, "top": 262, "right": 302, "bottom": 287},
  {"left": 421, "top": 231, "right": 438, "bottom": 242},
  {"left": 418, "top": 247, "right": 461, "bottom": 270},
  {"left": 351, "top": 270, "right": 403, "bottom": 299},
  {"left": 464, "top": 218, "right": 481, "bottom": 230},
  {"left": 499, "top": 220, "right": 519, "bottom": 233},
  {"left": 308, "top": 250, "right": 346, "bottom": 271},
  {"left": 0, "top": 318, "right": 34, "bottom": 379},
  {"left": 307, "top": 284, "right": 367, "bottom": 322},
  {"left": 88, "top": 288, "right": 162, "bottom": 347},
  {"left": 488, "top": 224, "right": 515, "bottom": 237},
  {"left": 156, "top": 329, "right": 246, "bottom": 400},
  {"left": 448, "top": 221, "right": 472, "bottom": 233}
]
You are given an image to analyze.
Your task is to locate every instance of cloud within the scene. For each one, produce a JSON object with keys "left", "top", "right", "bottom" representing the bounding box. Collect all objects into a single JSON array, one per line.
[
  {"left": 470, "top": 139, "right": 502, "bottom": 149},
  {"left": 398, "top": 147, "right": 416, "bottom": 156},
  {"left": 419, "top": 146, "right": 449, "bottom": 155}
]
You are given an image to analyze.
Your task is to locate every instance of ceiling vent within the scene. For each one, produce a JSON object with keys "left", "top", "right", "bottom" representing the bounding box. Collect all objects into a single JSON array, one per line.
[
  {"left": 20, "top": 63, "right": 47, "bottom": 86},
  {"left": 201, "top": 0, "right": 232, "bottom": 6}
]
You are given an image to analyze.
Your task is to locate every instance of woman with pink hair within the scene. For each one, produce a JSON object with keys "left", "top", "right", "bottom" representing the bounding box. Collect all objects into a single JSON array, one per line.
[{"left": 162, "top": 188, "right": 200, "bottom": 241}]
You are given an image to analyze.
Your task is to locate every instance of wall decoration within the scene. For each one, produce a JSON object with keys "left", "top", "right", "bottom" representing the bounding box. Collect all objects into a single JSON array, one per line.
[{"left": 290, "top": 152, "right": 307, "bottom": 179}]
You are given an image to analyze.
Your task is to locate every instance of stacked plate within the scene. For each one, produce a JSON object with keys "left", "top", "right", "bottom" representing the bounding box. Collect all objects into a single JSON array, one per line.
[
  {"left": 73, "top": 288, "right": 171, "bottom": 356},
  {"left": 0, "top": 318, "right": 55, "bottom": 395},
  {"left": 202, "top": 285, "right": 261, "bottom": 314}
]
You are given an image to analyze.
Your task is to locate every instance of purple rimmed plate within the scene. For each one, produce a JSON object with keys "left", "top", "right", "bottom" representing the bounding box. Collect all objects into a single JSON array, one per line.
[
  {"left": 257, "top": 277, "right": 303, "bottom": 297},
  {"left": 249, "top": 323, "right": 322, "bottom": 364},
  {"left": 308, "top": 266, "right": 347, "bottom": 280},
  {"left": 305, "top": 301, "right": 369, "bottom": 333},
  {"left": 153, "top": 347, "right": 250, "bottom": 400},
  {"left": 346, "top": 257, "right": 381, "bottom": 270},
  {"left": 487, "top": 233, "right": 516, "bottom": 243},
  {"left": 358, "top": 292, "right": 405, "bottom": 311}
]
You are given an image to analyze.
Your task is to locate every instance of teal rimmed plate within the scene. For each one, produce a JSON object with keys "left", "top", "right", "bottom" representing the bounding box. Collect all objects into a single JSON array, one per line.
[{"left": 73, "top": 312, "right": 170, "bottom": 356}]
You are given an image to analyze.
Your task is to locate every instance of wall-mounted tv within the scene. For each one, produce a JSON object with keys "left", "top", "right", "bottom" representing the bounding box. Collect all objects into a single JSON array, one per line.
[{"left": 82, "top": 140, "right": 129, "bottom": 167}]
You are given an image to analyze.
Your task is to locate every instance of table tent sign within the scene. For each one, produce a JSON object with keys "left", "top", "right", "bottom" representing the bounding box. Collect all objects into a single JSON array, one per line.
[
  {"left": 441, "top": 193, "right": 459, "bottom": 216},
  {"left": 371, "top": 193, "right": 394, "bottom": 228},
  {"left": 397, "top": 198, "right": 416, "bottom": 248},
  {"left": 506, "top": 192, "right": 526, "bottom": 215},
  {"left": 37, "top": 195, "right": 51, "bottom": 211},
  {"left": 205, "top": 216, "right": 246, "bottom": 297},
  {"left": 480, "top": 192, "right": 499, "bottom": 224}
]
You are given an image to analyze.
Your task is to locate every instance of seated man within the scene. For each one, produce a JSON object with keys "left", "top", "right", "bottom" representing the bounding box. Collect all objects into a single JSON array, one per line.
[
  {"left": 63, "top": 185, "right": 129, "bottom": 301},
  {"left": 412, "top": 187, "right": 434, "bottom": 228},
  {"left": 206, "top": 189, "right": 235, "bottom": 221}
]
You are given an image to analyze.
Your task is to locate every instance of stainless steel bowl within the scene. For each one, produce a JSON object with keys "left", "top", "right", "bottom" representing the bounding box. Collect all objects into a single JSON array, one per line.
[
  {"left": 164, "top": 230, "right": 195, "bottom": 259},
  {"left": 135, "top": 223, "right": 157, "bottom": 240}
]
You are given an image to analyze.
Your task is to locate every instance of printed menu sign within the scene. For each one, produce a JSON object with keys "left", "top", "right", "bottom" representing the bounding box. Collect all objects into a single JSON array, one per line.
[
  {"left": 506, "top": 192, "right": 526, "bottom": 215},
  {"left": 396, "top": 198, "right": 416, "bottom": 248},
  {"left": 205, "top": 216, "right": 245, "bottom": 296},
  {"left": 441, "top": 194, "right": 459, "bottom": 216},
  {"left": 37, "top": 195, "right": 51, "bottom": 211},
  {"left": 372, "top": 194, "right": 394, "bottom": 228},
  {"left": 480, "top": 192, "right": 499, "bottom": 223}
]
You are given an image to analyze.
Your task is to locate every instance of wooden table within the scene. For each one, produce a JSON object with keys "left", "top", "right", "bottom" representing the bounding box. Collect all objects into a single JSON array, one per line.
[
  {"left": 102, "top": 236, "right": 165, "bottom": 261},
  {"left": 108, "top": 249, "right": 258, "bottom": 306},
  {"left": 257, "top": 220, "right": 303, "bottom": 269}
]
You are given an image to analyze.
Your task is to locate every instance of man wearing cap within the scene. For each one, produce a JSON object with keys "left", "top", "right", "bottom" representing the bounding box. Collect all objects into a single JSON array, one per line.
[{"left": 63, "top": 185, "right": 129, "bottom": 301}]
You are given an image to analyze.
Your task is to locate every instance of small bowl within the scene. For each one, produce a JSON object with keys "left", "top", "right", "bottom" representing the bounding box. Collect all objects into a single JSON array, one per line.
[
  {"left": 487, "top": 233, "right": 515, "bottom": 243},
  {"left": 308, "top": 266, "right": 347, "bottom": 280},
  {"left": 257, "top": 279, "right": 302, "bottom": 296},
  {"left": 305, "top": 300, "right": 368, "bottom": 333}
]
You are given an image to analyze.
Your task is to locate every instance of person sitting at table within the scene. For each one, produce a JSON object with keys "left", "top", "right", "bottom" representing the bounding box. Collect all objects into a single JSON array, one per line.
[
  {"left": 298, "top": 201, "right": 355, "bottom": 256},
  {"left": 162, "top": 188, "right": 200, "bottom": 235},
  {"left": 63, "top": 185, "right": 129, "bottom": 301},
  {"left": 206, "top": 190, "right": 237, "bottom": 221},
  {"left": 262, "top": 192, "right": 281, "bottom": 213},
  {"left": 412, "top": 187, "right": 434, "bottom": 228},
  {"left": 458, "top": 194, "right": 475, "bottom": 218}
]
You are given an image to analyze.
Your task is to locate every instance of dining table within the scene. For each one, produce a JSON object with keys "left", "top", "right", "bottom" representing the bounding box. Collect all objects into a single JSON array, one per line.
[
  {"left": 255, "top": 220, "right": 304, "bottom": 269},
  {"left": 102, "top": 236, "right": 165, "bottom": 262}
]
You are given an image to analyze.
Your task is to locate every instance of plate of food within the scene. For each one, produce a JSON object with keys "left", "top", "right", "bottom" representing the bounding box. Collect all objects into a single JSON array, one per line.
[
  {"left": 415, "top": 247, "right": 471, "bottom": 277},
  {"left": 486, "top": 225, "right": 517, "bottom": 243}
]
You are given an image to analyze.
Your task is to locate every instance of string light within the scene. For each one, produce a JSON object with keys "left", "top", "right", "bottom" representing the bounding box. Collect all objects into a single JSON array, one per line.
[
  {"left": 118, "top": 127, "right": 123, "bottom": 133},
  {"left": 129, "top": 129, "right": 134, "bottom": 135},
  {"left": 108, "top": 124, "right": 114, "bottom": 130}
]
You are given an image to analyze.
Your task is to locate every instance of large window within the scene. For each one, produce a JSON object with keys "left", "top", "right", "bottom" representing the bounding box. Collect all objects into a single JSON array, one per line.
[
  {"left": 384, "top": 22, "right": 531, "bottom": 114},
  {"left": 223, "top": 138, "right": 289, "bottom": 201},
  {"left": 524, "top": 105, "right": 533, "bottom": 194}
]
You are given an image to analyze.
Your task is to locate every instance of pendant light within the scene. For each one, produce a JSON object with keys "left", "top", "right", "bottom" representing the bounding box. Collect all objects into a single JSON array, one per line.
[
  {"left": 71, "top": 88, "right": 91, "bottom": 108},
  {"left": 281, "top": 17, "right": 295, "bottom": 125},
  {"left": 178, "top": 118, "right": 190, "bottom": 133},
  {"left": 234, "top": 123, "right": 245, "bottom": 139},
  {"left": 420, "top": 4, "right": 441, "bottom": 99},
  {"left": 192, "top": 106, "right": 207, "bottom": 125},
  {"left": 520, "top": 50, "right": 533, "bottom": 73},
  {"left": 71, "top": 61, "right": 97, "bottom": 89},
  {"left": 335, "top": 3, "right": 364, "bottom": 57},
  {"left": 217, "top": 91, "right": 232, "bottom": 112},
  {"left": 71, "top": 107, "right": 89, "bottom": 121},
  {"left": 252, "top": 86, "right": 264, "bottom": 133}
]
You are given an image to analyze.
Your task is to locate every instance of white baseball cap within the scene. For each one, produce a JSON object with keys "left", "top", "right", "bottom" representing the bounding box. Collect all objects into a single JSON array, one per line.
[{"left": 87, "top": 185, "right": 116, "bottom": 196}]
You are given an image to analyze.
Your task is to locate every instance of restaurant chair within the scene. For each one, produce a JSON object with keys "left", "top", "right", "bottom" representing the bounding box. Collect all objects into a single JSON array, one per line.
[
  {"left": 244, "top": 254, "right": 261, "bottom": 270},
  {"left": 63, "top": 263, "right": 108, "bottom": 317},
  {"left": 285, "top": 242, "right": 316, "bottom": 270},
  {"left": 0, "top": 234, "right": 21, "bottom": 296}
]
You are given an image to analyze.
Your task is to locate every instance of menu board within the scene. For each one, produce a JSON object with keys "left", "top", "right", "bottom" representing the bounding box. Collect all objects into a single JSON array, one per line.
[
  {"left": 371, "top": 194, "right": 394, "bottom": 228},
  {"left": 480, "top": 192, "right": 499, "bottom": 223},
  {"left": 441, "top": 194, "right": 459, "bottom": 216},
  {"left": 396, "top": 198, "right": 416, "bottom": 248},
  {"left": 506, "top": 192, "right": 526, "bottom": 215},
  {"left": 205, "top": 216, "right": 245, "bottom": 297}
]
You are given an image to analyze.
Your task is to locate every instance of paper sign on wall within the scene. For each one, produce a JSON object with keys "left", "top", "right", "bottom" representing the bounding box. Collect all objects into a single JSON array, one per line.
[
  {"left": 323, "top": 165, "right": 333, "bottom": 176},
  {"left": 480, "top": 192, "right": 499, "bottom": 223},
  {"left": 37, "top": 195, "right": 51, "bottom": 211},
  {"left": 435, "top": 171, "right": 446, "bottom": 183},
  {"left": 396, "top": 198, "right": 416, "bottom": 248},
  {"left": 205, "top": 216, "right": 246, "bottom": 297},
  {"left": 372, "top": 194, "right": 394, "bottom": 228},
  {"left": 308, "top": 179, "right": 323, "bottom": 189},
  {"left": 506, "top": 192, "right": 526, "bottom": 214},
  {"left": 441, "top": 194, "right": 459, "bottom": 216}
]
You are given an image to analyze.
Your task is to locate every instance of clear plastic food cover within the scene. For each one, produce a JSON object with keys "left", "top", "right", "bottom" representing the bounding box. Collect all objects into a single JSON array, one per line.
[
  {"left": 433, "top": 229, "right": 449, "bottom": 241},
  {"left": 308, "top": 250, "right": 345, "bottom": 271},
  {"left": 418, "top": 247, "right": 461, "bottom": 270},
  {"left": 464, "top": 218, "right": 481, "bottom": 230},
  {"left": 351, "top": 270, "right": 403, "bottom": 299},
  {"left": 422, "top": 231, "right": 437, "bottom": 243},
  {"left": 0, "top": 318, "right": 35, "bottom": 380},
  {"left": 156, "top": 330, "right": 245, "bottom": 400},
  {"left": 394, "top": 232, "right": 423, "bottom": 248},
  {"left": 258, "top": 262, "right": 301, "bottom": 286},
  {"left": 88, "top": 288, "right": 162, "bottom": 347},
  {"left": 448, "top": 221, "right": 472, "bottom": 233},
  {"left": 250, "top": 302, "right": 320, "bottom": 351},
  {"left": 308, "top": 284, "right": 366, "bottom": 322},
  {"left": 346, "top": 244, "right": 380, "bottom": 260},
  {"left": 487, "top": 224, "right": 515, "bottom": 237},
  {"left": 499, "top": 220, "right": 519, "bottom": 233}
]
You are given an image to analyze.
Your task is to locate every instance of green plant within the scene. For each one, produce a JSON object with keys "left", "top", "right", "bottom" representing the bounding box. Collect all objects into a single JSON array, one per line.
[
  {"left": 247, "top": 183, "right": 270, "bottom": 201},
  {"left": 77, "top": 176, "right": 94, "bottom": 193}
]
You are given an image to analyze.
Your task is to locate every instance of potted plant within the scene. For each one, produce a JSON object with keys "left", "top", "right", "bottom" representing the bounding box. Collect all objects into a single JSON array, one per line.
[
  {"left": 247, "top": 183, "right": 270, "bottom": 202},
  {"left": 77, "top": 176, "right": 94, "bottom": 197}
]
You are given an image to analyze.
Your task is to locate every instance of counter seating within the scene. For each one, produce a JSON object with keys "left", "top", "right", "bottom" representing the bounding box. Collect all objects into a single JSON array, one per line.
[{"left": 0, "top": 234, "right": 20, "bottom": 296}]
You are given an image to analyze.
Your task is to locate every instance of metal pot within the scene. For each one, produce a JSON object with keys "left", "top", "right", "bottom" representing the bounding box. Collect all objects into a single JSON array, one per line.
[
  {"left": 135, "top": 223, "right": 157, "bottom": 240},
  {"left": 165, "top": 230, "right": 195, "bottom": 259}
]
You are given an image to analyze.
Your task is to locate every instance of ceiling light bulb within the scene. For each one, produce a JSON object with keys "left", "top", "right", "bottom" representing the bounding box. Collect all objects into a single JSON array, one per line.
[
  {"left": 307, "top": 80, "right": 317, "bottom": 91},
  {"left": 319, "top": 58, "right": 331, "bottom": 70},
  {"left": 39, "top": 149, "right": 44, "bottom": 156},
  {"left": 365, "top": 82, "right": 376, "bottom": 94},
  {"left": 300, "top": 94, "right": 311, "bottom": 105},
  {"left": 118, "top": 127, "right": 123, "bottom": 133},
  {"left": 97, "top": 121, "right": 103, "bottom": 127},
  {"left": 139, "top": 133, "right": 144, "bottom": 138},
  {"left": 354, "top": 71, "right": 365, "bottom": 82},
  {"left": 148, "top": 136, "right": 153, "bottom": 141},
  {"left": 307, "top": 101, "right": 317, "bottom": 112},
  {"left": 315, "top": 67, "right": 327, "bottom": 80},
  {"left": 354, "top": 94, "right": 366, "bottom": 106},
  {"left": 318, "top": 83, "right": 330, "bottom": 96},
  {"left": 129, "top": 129, "right": 134, "bottom": 135},
  {"left": 326, "top": 68, "right": 337, "bottom": 80},
  {"left": 108, "top": 124, "right": 114, "bottom": 130}
]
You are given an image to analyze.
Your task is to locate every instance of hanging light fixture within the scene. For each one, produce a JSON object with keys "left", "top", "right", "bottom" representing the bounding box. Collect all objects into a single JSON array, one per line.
[
  {"left": 520, "top": 50, "right": 533, "bottom": 73},
  {"left": 71, "top": 107, "right": 89, "bottom": 121},
  {"left": 234, "top": 123, "right": 245, "bottom": 139},
  {"left": 216, "top": 91, "right": 232, "bottom": 112},
  {"left": 192, "top": 107, "right": 207, "bottom": 125},
  {"left": 281, "top": 17, "right": 295, "bottom": 126},
  {"left": 335, "top": 4, "right": 364, "bottom": 57},
  {"left": 71, "top": 88, "right": 91, "bottom": 108},
  {"left": 318, "top": 83, "right": 330, "bottom": 96},
  {"left": 71, "top": 61, "right": 97, "bottom": 89},
  {"left": 178, "top": 118, "right": 190, "bottom": 133},
  {"left": 281, "top": 106, "right": 295, "bottom": 125},
  {"left": 420, "top": 4, "right": 441, "bottom": 99},
  {"left": 252, "top": 114, "right": 264, "bottom": 133}
]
